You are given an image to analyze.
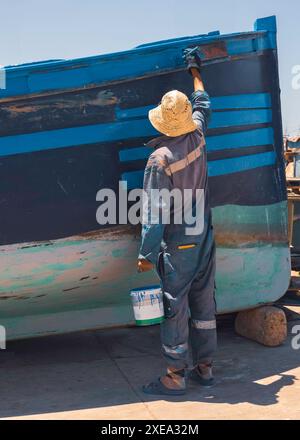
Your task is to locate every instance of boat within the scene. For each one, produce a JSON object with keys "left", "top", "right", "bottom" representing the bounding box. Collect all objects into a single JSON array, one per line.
[{"left": 0, "top": 15, "right": 290, "bottom": 340}]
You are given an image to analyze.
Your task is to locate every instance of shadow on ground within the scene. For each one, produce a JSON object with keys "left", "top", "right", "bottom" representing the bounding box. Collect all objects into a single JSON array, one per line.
[{"left": 0, "top": 307, "right": 300, "bottom": 419}]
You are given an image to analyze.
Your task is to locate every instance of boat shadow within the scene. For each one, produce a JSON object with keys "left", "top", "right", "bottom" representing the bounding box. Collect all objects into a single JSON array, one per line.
[{"left": 0, "top": 309, "right": 299, "bottom": 418}]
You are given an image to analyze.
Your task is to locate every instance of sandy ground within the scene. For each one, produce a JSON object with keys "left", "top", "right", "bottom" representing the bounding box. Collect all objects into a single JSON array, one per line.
[{"left": 1, "top": 306, "right": 300, "bottom": 420}]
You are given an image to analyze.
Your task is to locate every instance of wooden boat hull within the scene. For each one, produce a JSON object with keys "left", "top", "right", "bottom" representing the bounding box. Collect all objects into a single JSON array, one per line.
[{"left": 0, "top": 16, "right": 290, "bottom": 339}]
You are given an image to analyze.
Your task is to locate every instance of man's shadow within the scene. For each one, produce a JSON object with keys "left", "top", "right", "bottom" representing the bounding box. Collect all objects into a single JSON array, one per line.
[
  {"left": 140, "top": 314, "right": 300, "bottom": 407},
  {"left": 186, "top": 373, "right": 296, "bottom": 406}
]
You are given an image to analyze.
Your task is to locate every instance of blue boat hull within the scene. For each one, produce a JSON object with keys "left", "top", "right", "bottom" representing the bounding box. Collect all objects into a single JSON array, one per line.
[{"left": 0, "top": 16, "right": 290, "bottom": 339}]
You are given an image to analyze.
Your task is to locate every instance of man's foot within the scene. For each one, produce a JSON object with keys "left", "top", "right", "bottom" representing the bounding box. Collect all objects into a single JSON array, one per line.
[
  {"left": 189, "top": 363, "right": 215, "bottom": 387},
  {"left": 142, "top": 367, "right": 187, "bottom": 396}
]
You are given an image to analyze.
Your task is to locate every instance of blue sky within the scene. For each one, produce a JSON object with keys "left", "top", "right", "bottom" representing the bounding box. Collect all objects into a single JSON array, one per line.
[{"left": 0, "top": 0, "right": 299, "bottom": 134}]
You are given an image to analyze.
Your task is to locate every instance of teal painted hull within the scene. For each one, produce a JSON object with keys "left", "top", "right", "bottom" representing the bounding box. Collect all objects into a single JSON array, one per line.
[{"left": 0, "top": 202, "right": 290, "bottom": 340}]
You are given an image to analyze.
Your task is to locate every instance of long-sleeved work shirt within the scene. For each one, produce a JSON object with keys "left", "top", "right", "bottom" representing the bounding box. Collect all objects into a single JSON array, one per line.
[{"left": 139, "top": 90, "right": 212, "bottom": 266}]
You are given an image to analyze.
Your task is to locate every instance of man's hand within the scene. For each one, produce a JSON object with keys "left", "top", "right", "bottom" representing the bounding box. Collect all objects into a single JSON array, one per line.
[
  {"left": 183, "top": 47, "right": 202, "bottom": 75},
  {"left": 137, "top": 258, "right": 154, "bottom": 273}
]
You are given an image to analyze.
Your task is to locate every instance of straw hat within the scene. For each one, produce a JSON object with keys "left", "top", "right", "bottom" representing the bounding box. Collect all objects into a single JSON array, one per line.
[{"left": 148, "top": 90, "right": 198, "bottom": 137}]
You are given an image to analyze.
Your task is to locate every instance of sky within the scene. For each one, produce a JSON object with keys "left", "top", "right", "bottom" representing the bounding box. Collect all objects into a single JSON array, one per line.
[{"left": 0, "top": 0, "right": 299, "bottom": 135}]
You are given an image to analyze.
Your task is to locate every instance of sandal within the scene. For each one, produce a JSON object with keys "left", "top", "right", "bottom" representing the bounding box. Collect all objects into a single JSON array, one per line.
[
  {"left": 142, "top": 377, "right": 186, "bottom": 396},
  {"left": 189, "top": 367, "right": 215, "bottom": 387}
]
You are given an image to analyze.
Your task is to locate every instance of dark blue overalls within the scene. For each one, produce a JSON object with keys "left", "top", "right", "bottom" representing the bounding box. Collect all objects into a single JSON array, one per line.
[{"left": 139, "top": 90, "right": 217, "bottom": 369}]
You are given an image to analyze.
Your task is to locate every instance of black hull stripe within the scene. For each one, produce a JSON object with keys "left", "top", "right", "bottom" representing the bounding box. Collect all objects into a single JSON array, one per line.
[{"left": 0, "top": 141, "right": 285, "bottom": 246}]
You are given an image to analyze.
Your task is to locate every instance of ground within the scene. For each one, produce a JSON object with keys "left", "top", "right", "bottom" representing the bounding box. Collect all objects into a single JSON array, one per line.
[{"left": 1, "top": 306, "right": 300, "bottom": 420}]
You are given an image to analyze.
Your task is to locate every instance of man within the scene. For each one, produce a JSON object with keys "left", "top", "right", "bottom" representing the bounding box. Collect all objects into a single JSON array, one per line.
[{"left": 137, "top": 49, "right": 217, "bottom": 396}]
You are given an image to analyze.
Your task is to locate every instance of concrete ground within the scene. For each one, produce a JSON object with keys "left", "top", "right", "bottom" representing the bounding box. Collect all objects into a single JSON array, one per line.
[{"left": 1, "top": 306, "right": 300, "bottom": 420}]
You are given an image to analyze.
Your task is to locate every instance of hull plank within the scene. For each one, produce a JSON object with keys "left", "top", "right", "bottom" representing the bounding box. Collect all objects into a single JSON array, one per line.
[{"left": 0, "top": 56, "right": 275, "bottom": 138}]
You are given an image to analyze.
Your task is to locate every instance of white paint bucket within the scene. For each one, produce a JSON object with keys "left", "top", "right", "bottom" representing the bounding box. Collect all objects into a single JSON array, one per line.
[{"left": 130, "top": 285, "right": 164, "bottom": 326}]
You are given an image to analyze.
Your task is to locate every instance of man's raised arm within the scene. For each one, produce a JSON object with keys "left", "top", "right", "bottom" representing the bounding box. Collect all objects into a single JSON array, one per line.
[{"left": 184, "top": 48, "right": 212, "bottom": 134}]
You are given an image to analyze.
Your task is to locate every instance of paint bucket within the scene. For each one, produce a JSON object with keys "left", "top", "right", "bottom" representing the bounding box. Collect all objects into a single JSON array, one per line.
[{"left": 130, "top": 285, "right": 164, "bottom": 326}]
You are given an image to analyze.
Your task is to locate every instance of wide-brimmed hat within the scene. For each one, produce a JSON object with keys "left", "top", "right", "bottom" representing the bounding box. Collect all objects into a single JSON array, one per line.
[{"left": 148, "top": 90, "right": 198, "bottom": 137}]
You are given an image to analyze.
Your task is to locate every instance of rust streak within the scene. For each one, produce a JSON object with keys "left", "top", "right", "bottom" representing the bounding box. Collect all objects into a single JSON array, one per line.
[{"left": 62, "top": 286, "right": 80, "bottom": 292}]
